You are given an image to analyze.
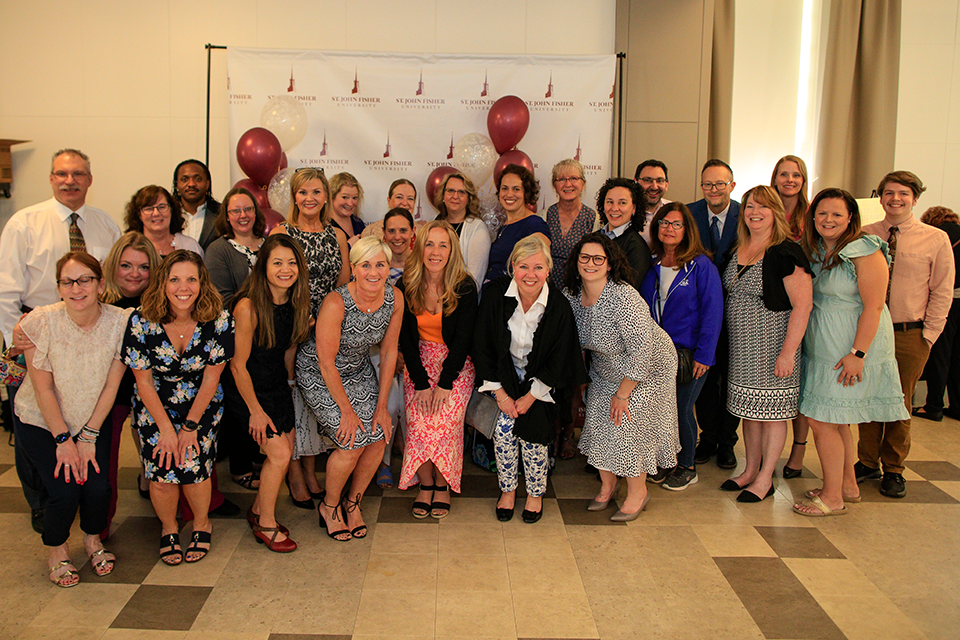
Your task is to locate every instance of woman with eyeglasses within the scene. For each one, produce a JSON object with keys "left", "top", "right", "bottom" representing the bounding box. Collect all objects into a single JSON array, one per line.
[
  {"left": 721, "top": 186, "right": 812, "bottom": 503},
  {"left": 123, "top": 250, "right": 233, "bottom": 565},
  {"left": 123, "top": 185, "right": 203, "bottom": 258},
  {"left": 595, "top": 177, "right": 651, "bottom": 290},
  {"left": 546, "top": 159, "right": 597, "bottom": 287},
  {"left": 434, "top": 171, "right": 491, "bottom": 287},
  {"left": 564, "top": 233, "right": 679, "bottom": 521},
  {"left": 771, "top": 155, "right": 813, "bottom": 478},
  {"left": 640, "top": 204, "right": 723, "bottom": 491},
  {"left": 15, "top": 251, "right": 131, "bottom": 586},
  {"left": 205, "top": 188, "right": 267, "bottom": 307},
  {"left": 484, "top": 164, "right": 550, "bottom": 288},
  {"left": 272, "top": 168, "right": 350, "bottom": 509}
]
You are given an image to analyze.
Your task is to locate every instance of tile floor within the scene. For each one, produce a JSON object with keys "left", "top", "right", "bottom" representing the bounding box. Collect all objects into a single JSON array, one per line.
[{"left": 0, "top": 410, "right": 958, "bottom": 640}]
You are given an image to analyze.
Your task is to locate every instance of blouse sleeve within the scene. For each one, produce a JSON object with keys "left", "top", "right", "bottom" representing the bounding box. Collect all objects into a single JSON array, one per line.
[
  {"left": 612, "top": 284, "right": 655, "bottom": 381},
  {"left": 839, "top": 234, "right": 888, "bottom": 265},
  {"left": 205, "top": 310, "right": 234, "bottom": 365},
  {"left": 122, "top": 310, "right": 153, "bottom": 370},
  {"left": 762, "top": 240, "right": 812, "bottom": 312},
  {"left": 19, "top": 307, "right": 50, "bottom": 372}
]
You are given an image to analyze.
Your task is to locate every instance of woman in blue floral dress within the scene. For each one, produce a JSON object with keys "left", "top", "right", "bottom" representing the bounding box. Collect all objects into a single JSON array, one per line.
[{"left": 123, "top": 250, "right": 233, "bottom": 565}]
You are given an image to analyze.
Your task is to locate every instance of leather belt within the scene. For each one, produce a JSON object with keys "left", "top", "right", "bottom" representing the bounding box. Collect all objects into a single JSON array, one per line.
[{"left": 892, "top": 321, "right": 923, "bottom": 332}]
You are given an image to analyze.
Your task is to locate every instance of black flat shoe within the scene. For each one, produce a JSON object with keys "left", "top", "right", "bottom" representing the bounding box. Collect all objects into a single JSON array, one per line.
[
  {"left": 912, "top": 406, "right": 944, "bottom": 422},
  {"left": 137, "top": 475, "right": 150, "bottom": 500},
  {"left": 496, "top": 507, "right": 515, "bottom": 522},
  {"left": 521, "top": 509, "right": 542, "bottom": 524},
  {"left": 720, "top": 479, "right": 743, "bottom": 492},
  {"left": 736, "top": 485, "right": 775, "bottom": 503}
]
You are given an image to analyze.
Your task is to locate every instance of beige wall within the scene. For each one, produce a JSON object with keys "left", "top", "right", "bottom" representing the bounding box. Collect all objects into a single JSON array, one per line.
[
  {"left": 895, "top": 0, "right": 960, "bottom": 211},
  {"left": 0, "top": 0, "right": 616, "bottom": 228}
]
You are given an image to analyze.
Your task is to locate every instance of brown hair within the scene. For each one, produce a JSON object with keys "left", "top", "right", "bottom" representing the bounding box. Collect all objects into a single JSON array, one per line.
[
  {"left": 496, "top": 164, "right": 539, "bottom": 207},
  {"left": 770, "top": 155, "right": 809, "bottom": 239},
  {"left": 877, "top": 171, "right": 926, "bottom": 199},
  {"left": 123, "top": 185, "right": 184, "bottom": 235},
  {"left": 56, "top": 251, "right": 103, "bottom": 281},
  {"left": 216, "top": 187, "right": 267, "bottom": 238},
  {"left": 139, "top": 250, "right": 222, "bottom": 324},
  {"left": 100, "top": 232, "right": 161, "bottom": 304},
  {"left": 920, "top": 206, "right": 959, "bottom": 227},
  {"left": 801, "top": 188, "right": 864, "bottom": 271},
  {"left": 434, "top": 172, "right": 480, "bottom": 220},
  {"left": 648, "top": 202, "right": 710, "bottom": 269},
  {"left": 736, "top": 186, "right": 790, "bottom": 250},
  {"left": 563, "top": 232, "right": 634, "bottom": 294}
]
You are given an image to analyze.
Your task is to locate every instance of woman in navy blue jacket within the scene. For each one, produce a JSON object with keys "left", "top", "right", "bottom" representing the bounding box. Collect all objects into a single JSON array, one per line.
[{"left": 640, "top": 202, "right": 723, "bottom": 491}]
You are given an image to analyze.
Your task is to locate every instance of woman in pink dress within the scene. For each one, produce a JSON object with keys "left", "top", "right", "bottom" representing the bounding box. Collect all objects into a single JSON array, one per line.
[{"left": 397, "top": 220, "right": 478, "bottom": 518}]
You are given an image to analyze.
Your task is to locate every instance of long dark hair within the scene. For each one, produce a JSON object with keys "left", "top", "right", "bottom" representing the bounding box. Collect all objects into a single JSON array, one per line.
[
  {"left": 801, "top": 188, "right": 863, "bottom": 271},
  {"left": 596, "top": 177, "right": 645, "bottom": 233},
  {"left": 648, "top": 202, "right": 710, "bottom": 268},
  {"left": 232, "top": 235, "right": 311, "bottom": 349},
  {"left": 563, "top": 232, "right": 634, "bottom": 294}
]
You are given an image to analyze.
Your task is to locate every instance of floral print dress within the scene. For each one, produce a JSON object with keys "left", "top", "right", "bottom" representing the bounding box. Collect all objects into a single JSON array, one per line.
[{"left": 123, "top": 309, "right": 234, "bottom": 484}]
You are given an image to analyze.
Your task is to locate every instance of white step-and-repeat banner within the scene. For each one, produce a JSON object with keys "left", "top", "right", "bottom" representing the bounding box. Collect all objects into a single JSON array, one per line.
[{"left": 227, "top": 48, "right": 616, "bottom": 223}]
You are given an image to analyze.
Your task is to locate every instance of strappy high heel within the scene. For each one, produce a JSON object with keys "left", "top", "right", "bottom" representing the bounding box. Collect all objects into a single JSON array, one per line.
[{"left": 343, "top": 493, "right": 367, "bottom": 539}]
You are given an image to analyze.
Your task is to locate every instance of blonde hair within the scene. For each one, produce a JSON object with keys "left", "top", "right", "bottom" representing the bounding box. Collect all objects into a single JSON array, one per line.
[
  {"left": 770, "top": 155, "right": 809, "bottom": 239},
  {"left": 736, "top": 185, "right": 790, "bottom": 250},
  {"left": 101, "top": 231, "right": 162, "bottom": 304},
  {"left": 550, "top": 158, "right": 586, "bottom": 193},
  {"left": 287, "top": 168, "right": 331, "bottom": 227},
  {"left": 350, "top": 235, "right": 392, "bottom": 267},
  {"left": 328, "top": 172, "right": 365, "bottom": 223},
  {"left": 402, "top": 221, "right": 472, "bottom": 316},
  {"left": 139, "top": 250, "right": 222, "bottom": 324},
  {"left": 508, "top": 235, "right": 553, "bottom": 274}
]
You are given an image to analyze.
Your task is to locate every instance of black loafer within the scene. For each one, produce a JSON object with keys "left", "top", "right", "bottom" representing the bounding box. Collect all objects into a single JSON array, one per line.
[
  {"left": 912, "top": 407, "right": 943, "bottom": 422},
  {"left": 716, "top": 446, "right": 737, "bottom": 469},
  {"left": 496, "top": 507, "right": 515, "bottom": 522},
  {"left": 521, "top": 509, "right": 542, "bottom": 524},
  {"left": 31, "top": 509, "right": 44, "bottom": 535},
  {"left": 694, "top": 441, "right": 717, "bottom": 465}
]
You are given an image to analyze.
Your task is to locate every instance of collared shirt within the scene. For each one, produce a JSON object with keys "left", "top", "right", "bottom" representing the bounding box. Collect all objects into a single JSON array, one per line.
[
  {"left": 708, "top": 200, "right": 732, "bottom": 238},
  {"left": 640, "top": 198, "right": 672, "bottom": 245},
  {"left": 0, "top": 198, "right": 121, "bottom": 343},
  {"left": 181, "top": 201, "right": 208, "bottom": 243},
  {"left": 478, "top": 279, "right": 554, "bottom": 403},
  {"left": 604, "top": 221, "right": 630, "bottom": 239},
  {"left": 863, "top": 215, "right": 955, "bottom": 345}
]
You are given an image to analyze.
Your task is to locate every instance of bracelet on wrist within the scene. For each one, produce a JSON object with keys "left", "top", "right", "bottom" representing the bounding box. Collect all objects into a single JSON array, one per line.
[
  {"left": 287, "top": 379, "right": 296, "bottom": 388},
  {"left": 614, "top": 393, "right": 628, "bottom": 401}
]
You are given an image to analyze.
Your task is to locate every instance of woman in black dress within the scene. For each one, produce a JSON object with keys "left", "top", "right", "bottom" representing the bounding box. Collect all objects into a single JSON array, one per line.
[{"left": 225, "top": 235, "right": 311, "bottom": 552}]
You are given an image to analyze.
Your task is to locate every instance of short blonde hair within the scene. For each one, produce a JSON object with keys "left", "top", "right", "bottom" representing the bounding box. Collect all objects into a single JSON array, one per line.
[
  {"left": 350, "top": 235, "right": 392, "bottom": 266},
  {"left": 550, "top": 158, "right": 586, "bottom": 193},
  {"left": 508, "top": 235, "right": 553, "bottom": 273}
]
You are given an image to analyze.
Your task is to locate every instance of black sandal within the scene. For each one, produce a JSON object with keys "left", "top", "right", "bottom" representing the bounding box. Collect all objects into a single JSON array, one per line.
[
  {"left": 783, "top": 441, "right": 806, "bottom": 479},
  {"left": 343, "top": 493, "right": 367, "bottom": 539},
  {"left": 412, "top": 484, "right": 434, "bottom": 519},
  {"left": 184, "top": 530, "right": 211, "bottom": 563},
  {"left": 159, "top": 533, "right": 182, "bottom": 566},
  {"left": 318, "top": 496, "right": 352, "bottom": 542},
  {"left": 232, "top": 473, "right": 260, "bottom": 490},
  {"left": 431, "top": 485, "right": 451, "bottom": 519}
]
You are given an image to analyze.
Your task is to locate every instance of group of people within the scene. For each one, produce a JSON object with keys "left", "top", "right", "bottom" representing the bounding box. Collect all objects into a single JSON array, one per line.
[{"left": 1, "top": 148, "right": 956, "bottom": 589}]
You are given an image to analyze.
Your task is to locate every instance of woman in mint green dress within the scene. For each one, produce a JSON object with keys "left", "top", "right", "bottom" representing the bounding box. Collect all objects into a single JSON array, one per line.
[{"left": 795, "top": 189, "right": 908, "bottom": 517}]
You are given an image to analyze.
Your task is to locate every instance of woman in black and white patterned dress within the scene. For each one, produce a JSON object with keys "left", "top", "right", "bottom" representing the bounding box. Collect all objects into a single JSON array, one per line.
[
  {"left": 721, "top": 186, "right": 812, "bottom": 503},
  {"left": 300, "top": 237, "right": 403, "bottom": 542},
  {"left": 564, "top": 233, "right": 679, "bottom": 521},
  {"left": 271, "top": 168, "right": 350, "bottom": 508}
]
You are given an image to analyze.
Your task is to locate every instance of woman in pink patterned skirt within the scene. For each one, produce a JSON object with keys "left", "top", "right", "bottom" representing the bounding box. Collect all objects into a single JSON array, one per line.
[{"left": 397, "top": 220, "right": 478, "bottom": 519}]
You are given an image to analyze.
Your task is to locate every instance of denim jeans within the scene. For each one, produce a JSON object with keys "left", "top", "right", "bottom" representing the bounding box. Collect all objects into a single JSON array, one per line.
[{"left": 677, "top": 373, "right": 709, "bottom": 469}]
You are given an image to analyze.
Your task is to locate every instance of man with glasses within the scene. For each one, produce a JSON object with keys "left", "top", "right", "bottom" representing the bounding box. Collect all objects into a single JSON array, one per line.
[
  {"left": 172, "top": 159, "right": 220, "bottom": 250},
  {"left": 688, "top": 159, "right": 740, "bottom": 470},
  {"left": 634, "top": 159, "right": 671, "bottom": 245},
  {"left": 0, "top": 148, "right": 120, "bottom": 534}
]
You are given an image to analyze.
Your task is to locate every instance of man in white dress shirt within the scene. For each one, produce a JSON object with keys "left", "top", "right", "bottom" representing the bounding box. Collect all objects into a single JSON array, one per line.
[
  {"left": 0, "top": 148, "right": 121, "bottom": 534},
  {"left": 172, "top": 159, "right": 220, "bottom": 250}
]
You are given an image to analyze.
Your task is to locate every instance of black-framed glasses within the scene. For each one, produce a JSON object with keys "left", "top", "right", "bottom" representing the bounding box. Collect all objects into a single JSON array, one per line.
[
  {"left": 295, "top": 167, "right": 325, "bottom": 175},
  {"left": 658, "top": 219, "right": 684, "bottom": 229},
  {"left": 578, "top": 253, "right": 608, "bottom": 266},
  {"left": 57, "top": 275, "right": 99, "bottom": 288},
  {"left": 639, "top": 177, "right": 667, "bottom": 186},
  {"left": 700, "top": 181, "right": 731, "bottom": 191},
  {"left": 141, "top": 203, "right": 170, "bottom": 215}
]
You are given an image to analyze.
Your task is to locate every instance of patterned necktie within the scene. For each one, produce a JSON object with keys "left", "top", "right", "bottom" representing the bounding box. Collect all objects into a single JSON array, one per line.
[
  {"left": 69, "top": 213, "right": 86, "bottom": 253},
  {"left": 710, "top": 215, "right": 721, "bottom": 252},
  {"left": 886, "top": 226, "right": 898, "bottom": 303}
]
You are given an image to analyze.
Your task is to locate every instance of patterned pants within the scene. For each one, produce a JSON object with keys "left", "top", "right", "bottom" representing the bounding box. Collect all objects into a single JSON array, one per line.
[{"left": 493, "top": 412, "right": 548, "bottom": 497}]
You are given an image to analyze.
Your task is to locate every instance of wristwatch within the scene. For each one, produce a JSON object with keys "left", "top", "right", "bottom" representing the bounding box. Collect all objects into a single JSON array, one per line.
[
  {"left": 54, "top": 432, "right": 71, "bottom": 445},
  {"left": 182, "top": 420, "right": 200, "bottom": 432},
  {"left": 850, "top": 348, "right": 866, "bottom": 359}
]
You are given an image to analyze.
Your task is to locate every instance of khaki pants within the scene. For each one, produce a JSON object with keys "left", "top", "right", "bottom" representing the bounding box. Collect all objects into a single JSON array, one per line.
[{"left": 857, "top": 328, "right": 930, "bottom": 474}]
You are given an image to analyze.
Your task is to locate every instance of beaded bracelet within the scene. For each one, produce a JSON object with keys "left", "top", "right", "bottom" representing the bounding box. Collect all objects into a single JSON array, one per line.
[{"left": 76, "top": 425, "right": 99, "bottom": 444}]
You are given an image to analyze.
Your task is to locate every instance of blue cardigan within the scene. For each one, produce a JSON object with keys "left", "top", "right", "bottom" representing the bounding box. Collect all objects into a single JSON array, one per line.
[{"left": 639, "top": 253, "right": 723, "bottom": 367}]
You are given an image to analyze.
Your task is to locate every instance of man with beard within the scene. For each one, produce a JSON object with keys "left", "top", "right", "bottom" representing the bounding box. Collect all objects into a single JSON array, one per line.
[
  {"left": 634, "top": 159, "right": 671, "bottom": 245},
  {"left": 173, "top": 159, "right": 220, "bottom": 250},
  {"left": 0, "top": 148, "right": 120, "bottom": 534}
]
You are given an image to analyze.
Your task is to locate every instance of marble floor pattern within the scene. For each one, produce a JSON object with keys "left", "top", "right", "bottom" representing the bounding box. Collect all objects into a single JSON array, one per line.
[{"left": 0, "top": 410, "right": 958, "bottom": 640}]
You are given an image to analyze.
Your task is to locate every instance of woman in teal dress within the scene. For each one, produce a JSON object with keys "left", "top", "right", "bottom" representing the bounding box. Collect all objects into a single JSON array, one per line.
[{"left": 795, "top": 189, "right": 908, "bottom": 517}]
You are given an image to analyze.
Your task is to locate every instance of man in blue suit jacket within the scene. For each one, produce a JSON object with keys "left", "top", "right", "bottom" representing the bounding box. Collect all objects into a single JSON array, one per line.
[{"left": 686, "top": 159, "right": 741, "bottom": 469}]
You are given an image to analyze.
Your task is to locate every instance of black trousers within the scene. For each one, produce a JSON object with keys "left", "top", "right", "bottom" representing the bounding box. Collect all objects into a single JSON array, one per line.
[
  {"left": 694, "top": 318, "right": 741, "bottom": 448},
  {"left": 17, "top": 420, "right": 112, "bottom": 547},
  {"left": 9, "top": 384, "right": 47, "bottom": 511},
  {"left": 922, "top": 297, "right": 960, "bottom": 412}
]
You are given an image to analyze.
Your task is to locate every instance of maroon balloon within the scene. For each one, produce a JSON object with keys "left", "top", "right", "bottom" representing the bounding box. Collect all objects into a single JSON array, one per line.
[
  {"left": 236, "top": 127, "right": 282, "bottom": 187},
  {"left": 279, "top": 152, "right": 288, "bottom": 171},
  {"left": 487, "top": 95, "right": 530, "bottom": 154},
  {"left": 233, "top": 179, "right": 270, "bottom": 211},
  {"left": 262, "top": 208, "right": 286, "bottom": 234},
  {"left": 425, "top": 165, "right": 459, "bottom": 211},
  {"left": 494, "top": 149, "right": 534, "bottom": 185}
]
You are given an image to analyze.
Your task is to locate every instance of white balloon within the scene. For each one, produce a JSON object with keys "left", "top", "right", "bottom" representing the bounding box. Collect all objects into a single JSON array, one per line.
[
  {"left": 260, "top": 96, "right": 308, "bottom": 152},
  {"left": 479, "top": 193, "right": 502, "bottom": 239},
  {"left": 268, "top": 168, "right": 297, "bottom": 215},
  {"left": 453, "top": 133, "right": 498, "bottom": 189}
]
